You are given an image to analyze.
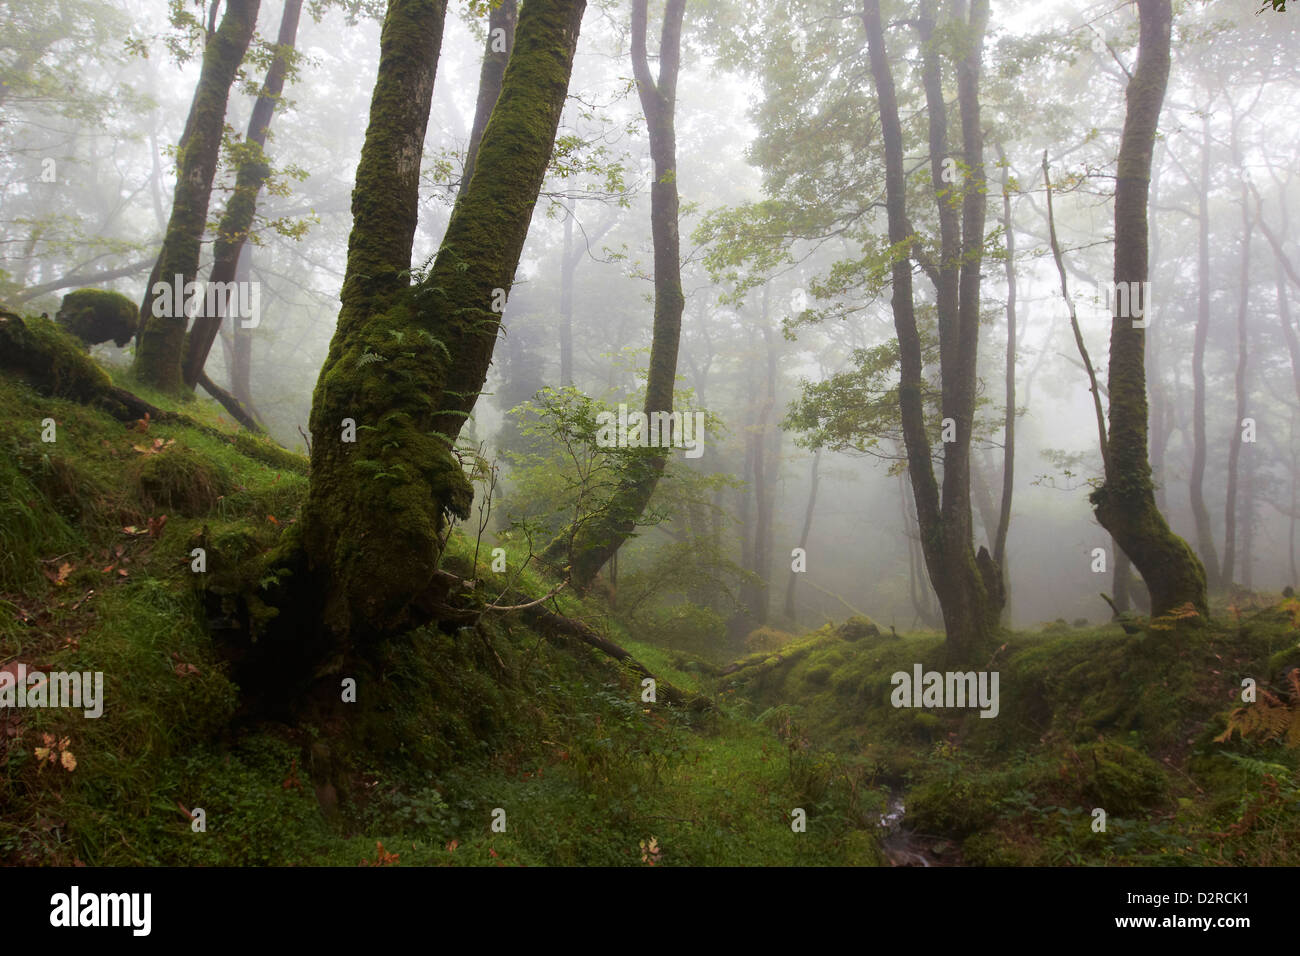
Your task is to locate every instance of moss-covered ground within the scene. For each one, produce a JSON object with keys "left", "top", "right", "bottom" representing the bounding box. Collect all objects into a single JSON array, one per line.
[{"left": 1, "top": 320, "right": 1297, "bottom": 866}]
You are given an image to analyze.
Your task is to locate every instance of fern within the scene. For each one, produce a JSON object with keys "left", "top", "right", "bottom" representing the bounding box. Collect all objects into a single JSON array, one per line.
[
  {"left": 415, "top": 329, "right": 453, "bottom": 362},
  {"left": 356, "top": 349, "right": 386, "bottom": 368},
  {"left": 1216, "top": 668, "right": 1300, "bottom": 749}
]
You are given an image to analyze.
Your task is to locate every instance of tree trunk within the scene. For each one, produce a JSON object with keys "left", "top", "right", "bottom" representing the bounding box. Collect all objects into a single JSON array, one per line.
[
  {"left": 863, "top": 0, "right": 1000, "bottom": 661},
  {"left": 301, "top": 0, "right": 585, "bottom": 642},
  {"left": 183, "top": 0, "right": 303, "bottom": 390},
  {"left": 1090, "top": 0, "right": 1208, "bottom": 618},
  {"left": 1222, "top": 194, "right": 1251, "bottom": 589},
  {"left": 460, "top": 0, "right": 517, "bottom": 200},
  {"left": 783, "top": 448, "right": 820, "bottom": 622},
  {"left": 552, "top": 0, "right": 686, "bottom": 589},
  {"left": 751, "top": 315, "right": 779, "bottom": 625},
  {"left": 1112, "top": 542, "right": 1131, "bottom": 615},
  {"left": 1189, "top": 115, "right": 1222, "bottom": 590},
  {"left": 135, "top": 0, "right": 261, "bottom": 393},
  {"left": 560, "top": 197, "right": 575, "bottom": 385},
  {"left": 993, "top": 143, "right": 1016, "bottom": 595}
]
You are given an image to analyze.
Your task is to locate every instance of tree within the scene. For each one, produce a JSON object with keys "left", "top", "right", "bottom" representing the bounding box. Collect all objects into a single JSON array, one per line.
[
  {"left": 460, "top": 0, "right": 517, "bottom": 200},
  {"left": 549, "top": 0, "right": 687, "bottom": 590},
  {"left": 862, "top": 0, "right": 1003, "bottom": 660},
  {"left": 134, "top": 0, "right": 262, "bottom": 393},
  {"left": 299, "top": 0, "right": 587, "bottom": 643},
  {"left": 182, "top": 0, "right": 304, "bottom": 403},
  {"left": 1090, "top": 0, "right": 1208, "bottom": 617}
]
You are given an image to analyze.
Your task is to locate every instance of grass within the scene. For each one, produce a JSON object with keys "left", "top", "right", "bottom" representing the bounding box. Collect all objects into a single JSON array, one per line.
[{"left": 1, "top": 323, "right": 1296, "bottom": 866}]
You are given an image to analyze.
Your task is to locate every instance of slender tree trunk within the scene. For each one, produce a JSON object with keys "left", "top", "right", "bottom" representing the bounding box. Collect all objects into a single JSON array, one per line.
[
  {"left": 552, "top": 0, "right": 686, "bottom": 589},
  {"left": 783, "top": 448, "right": 820, "bottom": 622},
  {"left": 183, "top": 0, "right": 303, "bottom": 389},
  {"left": 460, "top": 0, "right": 517, "bottom": 200},
  {"left": 993, "top": 143, "right": 1016, "bottom": 595},
  {"left": 751, "top": 315, "right": 779, "bottom": 624},
  {"left": 300, "top": 0, "right": 586, "bottom": 642},
  {"left": 1091, "top": 0, "right": 1208, "bottom": 618},
  {"left": 1189, "top": 115, "right": 1222, "bottom": 589},
  {"left": 135, "top": 0, "right": 261, "bottom": 392},
  {"left": 560, "top": 198, "right": 575, "bottom": 385},
  {"left": 863, "top": 0, "right": 1000, "bottom": 661},
  {"left": 1222, "top": 196, "right": 1251, "bottom": 589}
]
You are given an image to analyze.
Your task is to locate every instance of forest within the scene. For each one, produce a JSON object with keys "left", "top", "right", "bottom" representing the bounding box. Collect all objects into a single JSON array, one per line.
[{"left": 0, "top": 0, "right": 1298, "bottom": 875}]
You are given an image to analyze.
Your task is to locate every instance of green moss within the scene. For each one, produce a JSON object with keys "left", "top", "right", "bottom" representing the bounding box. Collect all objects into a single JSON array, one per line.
[
  {"left": 55, "top": 289, "right": 139, "bottom": 347},
  {"left": 131, "top": 442, "right": 232, "bottom": 516},
  {"left": 1061, "top": 741, "right": 1168, "bottom": 815}
]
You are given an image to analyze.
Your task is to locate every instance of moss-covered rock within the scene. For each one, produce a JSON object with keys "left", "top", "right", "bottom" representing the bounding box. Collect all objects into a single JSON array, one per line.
[{"left": 55, "top": 289, "right": 139, "bottom": 347}]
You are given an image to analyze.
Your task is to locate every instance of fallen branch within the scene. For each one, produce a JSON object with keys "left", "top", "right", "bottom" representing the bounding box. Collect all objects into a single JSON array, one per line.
[{"left": 198, "top": 371, "right": 264, "bottom": 434}]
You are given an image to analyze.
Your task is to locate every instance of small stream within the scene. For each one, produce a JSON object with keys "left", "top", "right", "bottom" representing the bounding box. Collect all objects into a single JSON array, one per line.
[{"left": 877, "top": 792, "right": 943, "bottom": 867}]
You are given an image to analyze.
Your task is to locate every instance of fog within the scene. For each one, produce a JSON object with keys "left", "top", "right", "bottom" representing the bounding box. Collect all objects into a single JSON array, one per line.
[{"left": 5, "top": 0, "right": 1298, "bottom": 640}]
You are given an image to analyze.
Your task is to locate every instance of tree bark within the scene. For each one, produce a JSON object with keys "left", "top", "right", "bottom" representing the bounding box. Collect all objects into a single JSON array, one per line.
[
  {"left": 1222, "top": 193, "right": 1252, "bottom": 588},
  {"left": 459, "top": 0, "right": 517, "bottom": 200},
  {"left": 863, "top": 0, "right": 1000, "bottom": 661},
  {"left": 550, "top": 0, "right": 687, "bottom": 589},
  {"left": 783, "top": 449, "right": 820, "bottom": 622},
  {"left": 134, "top": 0, "right": 261, "bottom": 393},
  {"left": 1090, "top": 0, "right": 1208, "bottom": 618},
  {"left": 1189, "top": 115, "right": 1222, "bottom": 590},
  {"left": 993, "top": 143, "right": 1016, "bottom": 591},
  {"left": 182, "top": 0, "right": 303, "bottom": 390},
  {"left": 301, "top": 0, "right": 586, "bottom": 642}
]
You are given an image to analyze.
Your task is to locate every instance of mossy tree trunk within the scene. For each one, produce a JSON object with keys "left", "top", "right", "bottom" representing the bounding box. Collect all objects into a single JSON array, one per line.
[
  {"left": 1090, "top": 0, "right": 1209, "bottom": 618},
  {"left": 183, "top": 0, "right": 303, "bottom": 391},
  {"left": 863, "top": 0, "right": 1001, "bottom": 662},
  {"left": 459, "top": 0, "right": 516, "bottom": 201},
  {"left": 549, "top": 0, "right": 686, "bottom": 590},
  {"left": 134, "top": 0, "right": 260, "bottom": 393},
  {"left": 301, "top": 0, "right": 586, "bottom": 643}
]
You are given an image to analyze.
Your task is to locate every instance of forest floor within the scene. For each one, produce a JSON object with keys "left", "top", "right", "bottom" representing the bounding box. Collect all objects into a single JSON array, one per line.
[{"left": 2, "top": 317, "right": 1298, "bottom": 866}]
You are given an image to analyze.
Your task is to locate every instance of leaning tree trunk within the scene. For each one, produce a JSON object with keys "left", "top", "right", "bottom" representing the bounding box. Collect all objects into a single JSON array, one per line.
[
  {"left": 135, "top": 0, "right": 261, "bottom": 393},
  {"left": 301, "top": 0, "right": 585, "bottom": 643},
  {"left": 1091, "top": 0, "right": 1208, "bottom": 617},
  {"left": 550, "top": 0, "right": 687, "bottom": 590},
  {"left": 183, "top": 0, "right": 303, "bottom": 391}
]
